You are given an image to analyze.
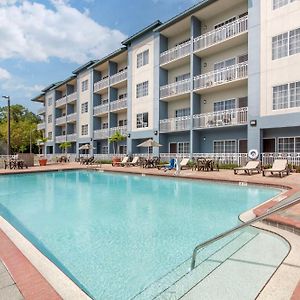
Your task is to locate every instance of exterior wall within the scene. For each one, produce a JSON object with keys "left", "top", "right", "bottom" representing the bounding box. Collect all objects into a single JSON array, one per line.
[
  {"left": 168, "top": 30, "right": 190, "bottom": 48},
  {"left": 167, "top": 99, "right": 190, "bottom": 118},
  {"left": 45, "top": 91, "right": 55, "bottom": 141},
  {"left": 168, "top": 64, "right": 190, "bottom": 83}
]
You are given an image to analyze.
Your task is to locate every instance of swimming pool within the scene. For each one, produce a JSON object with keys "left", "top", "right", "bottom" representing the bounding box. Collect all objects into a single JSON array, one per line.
[{"left": 0, "top": 171, "right": 279, "bottom": 299}]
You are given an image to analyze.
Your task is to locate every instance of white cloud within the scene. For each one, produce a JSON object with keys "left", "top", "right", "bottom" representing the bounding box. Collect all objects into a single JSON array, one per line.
[
  {"left": 0, "top": 67, "right": 11, "bottom": 80},
  {"left": 0, "top": 0, "right": 127, "bottom": 64}
]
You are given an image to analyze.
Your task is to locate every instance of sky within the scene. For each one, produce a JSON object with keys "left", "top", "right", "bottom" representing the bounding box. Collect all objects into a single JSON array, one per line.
[{"left": 0, "top": 0, "right": 198, "bottom": 112}]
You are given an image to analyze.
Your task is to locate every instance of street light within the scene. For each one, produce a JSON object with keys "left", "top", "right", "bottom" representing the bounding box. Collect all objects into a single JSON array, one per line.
[{"left": 2, "top": 96, "right": 11, "bottom": 156}]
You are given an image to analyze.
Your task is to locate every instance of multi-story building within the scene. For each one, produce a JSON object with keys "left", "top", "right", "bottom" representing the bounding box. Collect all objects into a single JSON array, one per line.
[{"left": 32, "top": 0, "right": 300, "bottom": 163}]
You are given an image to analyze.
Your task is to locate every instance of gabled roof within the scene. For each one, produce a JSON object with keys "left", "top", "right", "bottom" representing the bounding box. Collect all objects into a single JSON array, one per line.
[
  {"left": 154, "top": 0, "right": 216, "bottom": 32},
  {"left": 31, "top": 93, "right": 45, "bottom": 103},
  {"left": 122, "top": 20, "right": 162, "bottom": 45},
  {"left": 72, "top": 60, "right": 98, "bottom": 74},
  {"left": 88, "top": 47, "right": 127, "bottom": 69}
]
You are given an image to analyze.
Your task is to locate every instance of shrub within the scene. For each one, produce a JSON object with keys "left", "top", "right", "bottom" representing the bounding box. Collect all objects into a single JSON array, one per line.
[
  {"left": 99, "top": 160, "right": 112, "bottom": 164},
  {"left": 218, "top": 163, "right": 239, "bottom": 170}
]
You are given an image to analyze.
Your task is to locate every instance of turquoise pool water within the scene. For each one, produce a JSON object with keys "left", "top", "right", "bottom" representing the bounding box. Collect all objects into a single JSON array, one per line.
[{"left": 0, "top": 171, "right": 279, "bottom": 299}]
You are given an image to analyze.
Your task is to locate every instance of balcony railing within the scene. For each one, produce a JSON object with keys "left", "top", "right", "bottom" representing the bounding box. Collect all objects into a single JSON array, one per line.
[
  {"left": 94, "top": 78, "right": 109, "bottom": 93},
  {"left": 193, "top": 62, "right": 248, "bottom": 91},
  {"left": 193, "top": 16, "right": 248, "bottom": 52},
  {"left": 37, "top": 122, "right": 45, "bottom": 130},
  {"left": 56, "top": 135, "right": 66, "bottom": 143},
  {"left": 67, "top": 133, "right": 77, "bottom": 141},
  {"left": 37, "top": 107, "right": 46, "bottom": 115},
  {"left": 66, "top": 113, "right": 77, "bottom": 123},
  {"left": 94, "top": 129, "right": 109, "bottom": 139},
  {"left": 160, "top": 79, "right": 191, "bottom": 99},
  {"left": 110, "top": 70, "right": 127, "bottom": 86},
  {"left": 160, "top": 40, "right": 191, "bottom": 65},
  {"left": 67, "top": 92, "right": 77, "bottom": 103},
  {"left": 55, "top": 96, "right": 67, "bottom": 107},
  {"left": 110, "top": 126, "right": 127, "bottom": 136},
  {"left": 193, "top": 107, "right": 248, "bottom": 129},
  {"left": 110, "top": 98, "right": 127, "bottom": 112},
  {"left": 56, "top": 116, "right": 66, "bottom": 125},
  {"left": 159, "top": 116, "right": 191, "bottom": 133},
  {"left": 94, "top": 104, "right": 109, "bottom": 115}
]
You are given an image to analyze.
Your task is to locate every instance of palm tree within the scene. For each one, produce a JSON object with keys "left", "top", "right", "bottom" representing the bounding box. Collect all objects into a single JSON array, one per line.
[
  {"left": 108, "top": 131, "right": 126, "bottom": 154},
  {"left": 37, "top": 137, "right": 48, "bottom": 155},
  {"left": 59, "top": 141, "right": 72, "bottom": 155}
]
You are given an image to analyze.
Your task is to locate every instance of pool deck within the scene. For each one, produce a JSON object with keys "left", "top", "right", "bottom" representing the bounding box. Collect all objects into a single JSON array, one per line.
[{"left": 0, "top": 162, "right": 299, "bottom": 299}]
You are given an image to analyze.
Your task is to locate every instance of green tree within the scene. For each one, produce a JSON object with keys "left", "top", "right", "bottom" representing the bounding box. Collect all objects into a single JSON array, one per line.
[
  {"left": 37, "top": 137, "right": 48, "bottom": 155},
  {"left": 59, "top": 141, "right": 72, "bottom": 154},
  {"left": 108, "top": 131, "right": 126, "bottom": 154}
]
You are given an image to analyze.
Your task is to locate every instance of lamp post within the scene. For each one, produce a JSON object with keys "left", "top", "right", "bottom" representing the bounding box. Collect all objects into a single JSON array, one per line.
[{"left": 2, "top": 96, "right": 11, "bottom": 156}]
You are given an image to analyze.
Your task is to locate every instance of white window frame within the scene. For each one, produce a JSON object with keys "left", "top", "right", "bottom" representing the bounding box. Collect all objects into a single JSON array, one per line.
[
  {"left": 81, "top": 79, "right": 89, "bottom": 92},
  {"left": 273, "top": 80, "right": 300, "bottom": 110},
  {"left": 272, "top": 0, "right": 294, "bottom": 10},
  {"left": 48, "top": 97, "right": 53, "bottom": 106},
  {"left": 47, "top": 114, "right": 52, "bottom": 123},
  {"left": 213, "top": 140, "right": 237, "bottom": 153},
  {"left": 81, "top": 102, "right": 88, "bottom": 113},
  {"left": 214, "top": 16, "right": 236, "bottom": 29},
  {"left": 136, "top": 81, "right": 149, "bottom": 98},
  {"left": 137, "top": 49, "right": 149, "bottom": 68},
  {"left": 136, "top": 112, "right": 148, "bottom": 128},
  {"left": 277, "top": 136, "right": 300, "bottom": 153},
  {"left": 102, "top": 122, "right": 108, "bottom": 129},
  {"left": 48, "top": 132, "right": 52, "bottom": 140},
  {"left": 81, "top": 124, "right": 88, "bottom": 136},
  {"left": 213, "top": 99, "right": 236, "bottom": 112}
]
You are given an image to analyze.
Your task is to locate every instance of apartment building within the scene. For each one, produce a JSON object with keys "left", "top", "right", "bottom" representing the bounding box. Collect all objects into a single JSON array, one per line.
[{"left": 33, "top": 0, "right": 300, "bottom": 161}]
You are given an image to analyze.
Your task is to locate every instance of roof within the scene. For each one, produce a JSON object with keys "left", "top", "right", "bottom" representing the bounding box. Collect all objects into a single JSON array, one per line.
[
  {"left": 88, "top": 47, "right": 127, "bottom": 69},
  {"left": 31, "top": 93, "right": 45, "bottom": 103},
  {"left": 49, "top": 75, "right": 77, "bottom": 91},
  {"left": 122, "top": 20, "right": 162, "bottom": 45},
  {"left": 72, "top": 60, "right": 98, "bottom": 74},
  {"left": 41, "top": 82, "right": 61, "bottom": 93},
  {"left": 154, "top": 0, "right": 217, "bottom": 32}
]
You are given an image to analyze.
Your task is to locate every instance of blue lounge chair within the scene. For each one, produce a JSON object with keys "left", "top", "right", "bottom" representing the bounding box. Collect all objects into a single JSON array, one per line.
[{"left": 158, "top": 158, "right": 176, "bottom": 171}]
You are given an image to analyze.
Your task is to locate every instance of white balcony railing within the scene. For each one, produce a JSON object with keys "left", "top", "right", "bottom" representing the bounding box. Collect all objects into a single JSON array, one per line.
[
  {"left": 56, "top": 116, "right": 66, "bottom": 125},
  {"left": 94, "top": 129, "right": 109, "bottom": 139},
  {"left": 160, "top": 40, "right": 191, "bottom": 65},
  {"left": 56, "top": 135, "right": 66, "bottom": 143},
  {"left": 194, "top": 16, "right": 248, "bottom": 52},
  {"left": 55, "top": 96, "right": 67, "bottom": 107},
  {"left": 66, "top": 113, "right": 77, "bottom": 123},
  {"left": 67, "top": 92, "right": 77, "bottom": 103},
  {"left": 110, "top": 98, "right": 127, "bottom": 112},
  {"left": 261, "top": 153, "right": 300, "bottom": 167},
  {"left": 160, "top": 79, "right": 191, "bottom": 99},
  {"left": 94, "top": 104, "right": 109, "bottom": 115},
  {"left": 193, "top": 107, "right": 248, "bottom": 129},
  {"left": 37, "top": 107, "right": 46, "bottom": 115},
  {"left": 67, "top": 133, "right": 77, "bottom": 141},
  {"left": 94, "top": 78, "right": 109, "bottom": 93},
  {"left": 159, "top": 116, "right": 191, "bottom": 133},
  {"left": 110, "top": 70, "right": 127, "bottom": 86},
  {"left": 193, "top": 62, "right": 248, "bottom": 91},
  {"left": 37, "top": 122, "right": 45, "bottom": 130},
  {"left": 110, "top": 126, "right": 127, "bottom": 136}
]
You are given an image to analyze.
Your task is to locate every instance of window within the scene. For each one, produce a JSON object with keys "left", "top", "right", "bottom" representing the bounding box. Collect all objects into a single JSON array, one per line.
[
  {"left": 213, "top": 140, "right": 236, "bottom": 153},
  {"left": 102, "top": 146, "right": 108, "bottom": 154},
  {"left": 178, "top": 142, "right": 190, "bottom": 154},
  {"left": 136, "top": 112, "right": 148, "bottom": 128},
  {"left": 48, "top": 132, "right": 52, "bottom": 140},
  {"left": 47, "top": 114, "right": 52, "bottom": 123},
  {"left": 102, "top": 122, "right": 108, "bottom": 129},
  {"left": 137, "top": 50, "right": 149, "bottom": 68},
  {"left": 273, "top": 81, "right": 300, "bottom": 110},
  {"left": 81, "top": 124, "right": 88, "bottom": 135},
  {"left": 48, "top": 97, "right": 52, "bottom": 106},
  {"left": 101, "top": 98, "right": 108, "bottom": 105},
  {"left": 214, "top": 16, "right": 236, "bottom": 29},
  {"left": 118, "top": 119, "right": 127, "bottom": 126},
  {"left": 214, "top": 99, "right": 236, "bottom": 112},
  {"left": 214, "top": 58, "right": 236, "bottom": 70},
  {"left": 119, "top": 145, "right": 127, "bottom": 154},
  {"left": 118, "top": 93, "right": 127, "bottom": 99},
  {"left": 136, "top": 81, "right": 149, "bottom": 98},
  {"left": 81, "top": 79, "right": 88, "bottom": 92},
  {"left": 81, "top": 102, "right": 88, "bottom": 113},
  {"left": 272, "top": 28, "right": 300, "bottom": 60},
  {"left": 273, "top": 0, "right": 295, "bottom": 10},
  {"left": 175, "top": 73, "right": 190, "bottom": 82},
  {"left": 175, "top": 108, "right": 190, "bottom": 117},
  {"left": 278, "top": 137, "right": 300, "bottom": 153}
]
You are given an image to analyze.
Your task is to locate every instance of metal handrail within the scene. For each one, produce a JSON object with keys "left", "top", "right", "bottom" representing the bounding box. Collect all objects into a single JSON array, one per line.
[{"left": 191, "top": 192, "right": 300, "bottom": 270}]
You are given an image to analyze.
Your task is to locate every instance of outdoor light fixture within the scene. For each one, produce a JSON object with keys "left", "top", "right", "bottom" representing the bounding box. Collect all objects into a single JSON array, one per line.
[
  {"left": 250, "top": 120, "right": 257, "bottom": 127},
  {"left": 203, "top": 62, "right": 207, "bottom": 67},
  {"left": 127, "top": 133, "right": 131, "bottom": 138},
  {"left": 2, "top": 95, "right": 11, "bottom": 156},
  {"left": 203, "top": 99, "right": 207, "bottom": 104},
  {"left": 154, "top": 130, "right": 158, "bottom": 135}
]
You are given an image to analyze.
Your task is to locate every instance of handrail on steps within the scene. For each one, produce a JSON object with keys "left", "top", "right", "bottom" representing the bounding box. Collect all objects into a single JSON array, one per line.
[{"left": 191, "top": 192, "right": 300, "bottom": 270}]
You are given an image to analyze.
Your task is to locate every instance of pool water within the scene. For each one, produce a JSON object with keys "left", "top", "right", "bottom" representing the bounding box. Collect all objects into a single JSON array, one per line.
[{"left": 0, "top": 171, "right": 279, "bottom": 299}]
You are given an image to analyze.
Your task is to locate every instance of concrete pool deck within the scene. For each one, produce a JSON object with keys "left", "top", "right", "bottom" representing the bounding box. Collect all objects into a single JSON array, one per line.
[{"left": 0, "top": 162, "right": 299, "bottom": 299}]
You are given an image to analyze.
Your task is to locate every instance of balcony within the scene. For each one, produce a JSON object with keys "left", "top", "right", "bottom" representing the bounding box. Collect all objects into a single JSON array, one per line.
[
  {"left": 94, "top": 104, "right": 109, "bottom": 116},
  {"left": 56, "top": 135, "right": 66, "bottom": 143},
  {"left": 160, "top": 79, "right": 191, "bottom": 101},
  {"left": 110, "top": 98, "right": 127, "bottom": 112},
  {"left": 66, "top": 113, "right": 77, "bottom": 123},
  {"left": 110, "top": 126, "right": 127, "bottom": 136},
  {"left": 193, "top": 107, "right": 248, "bottom": 130},
  {"left": 37, "top": 107, "right": 46, "bottom": 115},
  {"left": 110, "top": 70, "right": 127, "bottom": 87},
  {"left": 37, "top": 122, "right": 45, "bottom": 130},
  {"left": 67, "top": 133, "right": 77, "bottom": 141},
  {"left": 55, "top": 96, "right": 67, "bottom": 108},
  {"left": 193, "top": 62, "right": 248, "bottom": 93},
  {"left": 160, "top": 40, "right": 191, "bottom": 69},
  {"left": 94, "top": 78, "right": 109, "bottom": 93},
  {"left": 194, "top": 16, "right": 248, "bottom": 56},
  {"left": 67, "top": 92, "right": 77, "bottom": 103},
  {"left": 56, "top": 116, "right": 66, "bottom": 126},
  {"left": 94, "top": 129, "right": 109, "bottom": 139},
  {"left": 159, "top": 116, "right": 191, "bottom": 133}
]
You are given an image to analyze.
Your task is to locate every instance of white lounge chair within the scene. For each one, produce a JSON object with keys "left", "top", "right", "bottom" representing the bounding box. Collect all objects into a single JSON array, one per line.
[
  {"left": 234, "top": 160, "right": 261, "bottom": 175},
  {"left": 180, "top": 158, "right": 190, "bottom": 170},
  {"left": 126, "top": 156, "right": 139, "bottom": 167},
  {"left": 262, "top": 159, "right": 289, "bottom": 178},
  {"left": 114, "top": 156, "right": 129, "bottom": 167}
]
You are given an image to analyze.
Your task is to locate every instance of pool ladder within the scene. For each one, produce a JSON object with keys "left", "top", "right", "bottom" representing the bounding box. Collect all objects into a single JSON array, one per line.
[{"left": 191, "top": 192, "right": 300, "bottom": 270}]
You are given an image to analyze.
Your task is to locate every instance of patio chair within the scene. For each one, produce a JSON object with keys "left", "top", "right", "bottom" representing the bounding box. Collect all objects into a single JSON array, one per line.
[
  {"left": 114, "top": 156, "right": 129, "bottom": 167},
  {"left": 234, "top": 160, "right": 261, "bottom": 175},
  {"left": 262, "top": 159, "right": 289, "bottom": 178},
  {"left": 180, "top": 158, "right": 190, "bottom": 170},
  {"left": 158, "top": 158, "right": 176, "bottom": 171},
  {"left": 126, "top": 156, "right": 139, "bottom": 167}
]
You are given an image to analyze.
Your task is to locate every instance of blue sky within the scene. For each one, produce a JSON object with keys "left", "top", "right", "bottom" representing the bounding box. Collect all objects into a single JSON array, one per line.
[{"left": 0, "top": 0, "right": 198, "bottom": 112}]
